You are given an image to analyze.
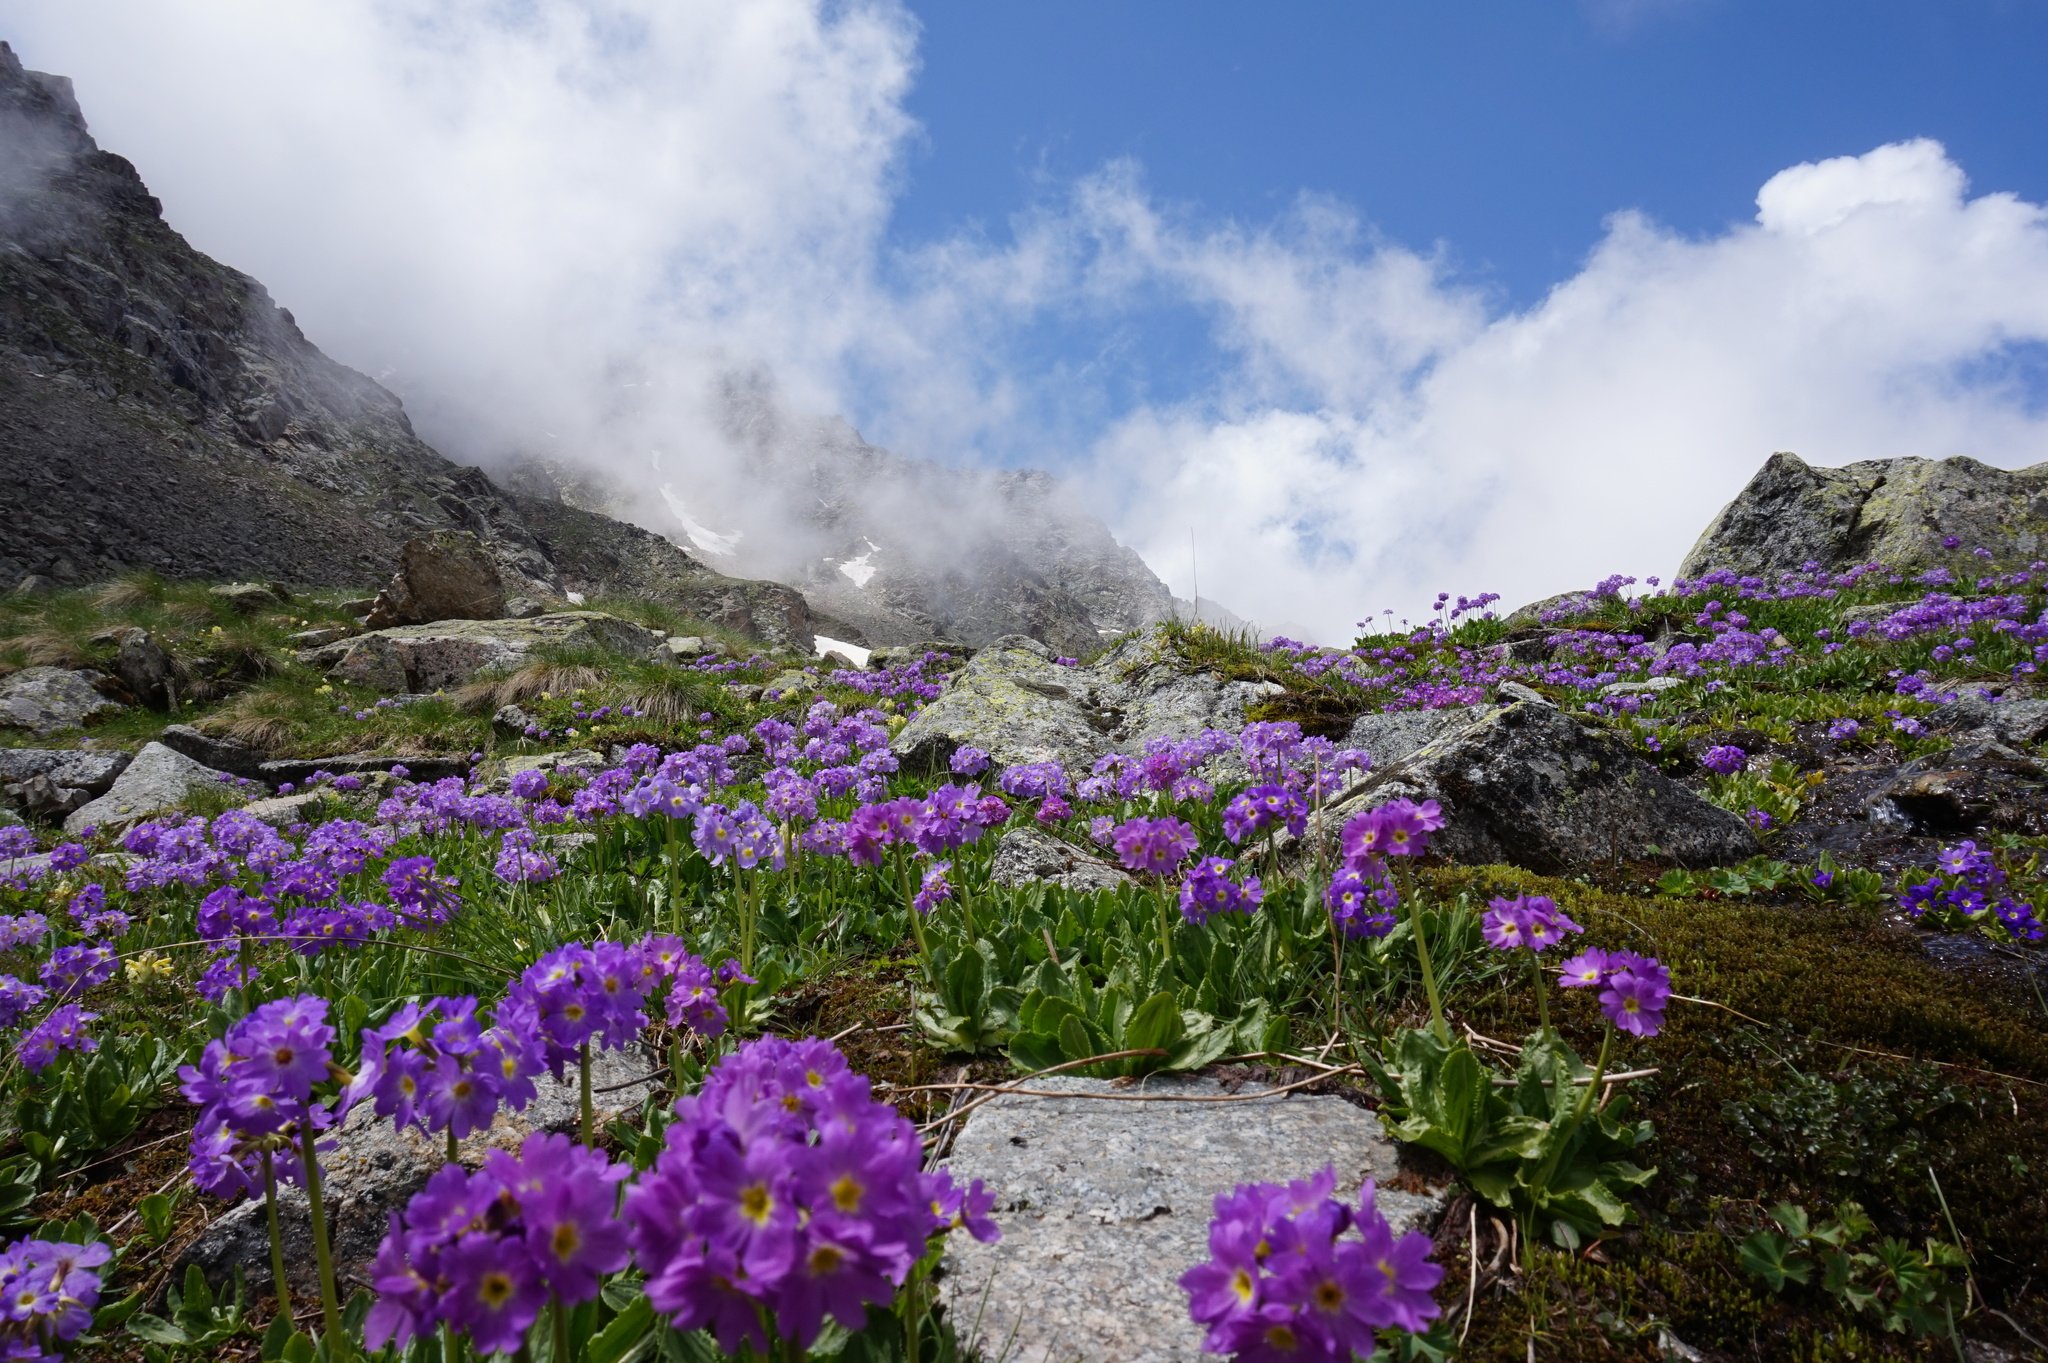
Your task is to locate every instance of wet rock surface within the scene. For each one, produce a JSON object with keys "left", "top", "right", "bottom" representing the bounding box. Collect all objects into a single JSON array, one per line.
[{"left": 939, "top": 1074, "right": 1439, "bottom": 1363}]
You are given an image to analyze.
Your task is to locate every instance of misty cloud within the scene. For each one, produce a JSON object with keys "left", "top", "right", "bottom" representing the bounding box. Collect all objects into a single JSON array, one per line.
[{"left": 10, "top": 5, "right": 2048, "bottom": 642}]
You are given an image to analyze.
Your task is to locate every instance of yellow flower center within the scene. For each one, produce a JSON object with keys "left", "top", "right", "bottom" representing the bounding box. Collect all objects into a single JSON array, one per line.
[
  {"left": 551, "top": 1223, "right": 581, "bottom": 1261},
  {"left": 478, "top": 1273, "right": 514, "bottom": 1308},
  {"left": 1230, "top": 1268, "right": 1255, "bottom": 1304},
  {"left": 807, "top": 1244, "right": 845, "bottom": 1276},
  {"left": 830, "top": 1174, "right": 863, "bottom": 1213},
  {"left": 740, "top": 1183, "right": 774, "bottom": 1226}
]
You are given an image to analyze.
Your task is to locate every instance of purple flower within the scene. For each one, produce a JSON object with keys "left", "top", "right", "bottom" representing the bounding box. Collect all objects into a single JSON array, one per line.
[
  {"left": 1339, "top": 797, "right": 1444, "bottom": 867},
  {"left": 1700, "top": 744, "right": 1747, "bottom": 776},
  {"left": 1222, "top": 784, "right": 1308, "bottom": 844},
  {"left": 1110, "top": 816, "right": 1200, "bottom": 875},
  {"left": 950, "top": 746, "right": 990, "bottom": 776},
  {"left": 16, "top": 1004, "right": 97, "bottom": 1074},
  {"left": 1178, "top": 856, "right": 1264, "bottom": 925},
  {"left": 493, "top": 828, "right": 558, "bottom": 884},
  {"left": 508, "top": 769, "right": 550, "bottom": 800},
  {"left": 1325, "top": 868, "right": 1398, "bottom": 938},
  {"left": 1600, "top": 959, "right": 1672, "bottom": 1037},
  {"left": 0, "top": 1235, "right": 109, "bottom": 1357},
  {"left": 1180, "top": 1169, "right": 1442, "bottom": 1358},
  {"left": 912, "top": 862, "right": 954, "bottom": 915},
  {"left": 0, "top": 976, "right": 48, "bottom": 1028},
  {"left": 1480, "top": 895, "right": 1583, "bottom": 953},
  {"left": 624, "top": 1035, "right": 996, "bottom": 1355}
]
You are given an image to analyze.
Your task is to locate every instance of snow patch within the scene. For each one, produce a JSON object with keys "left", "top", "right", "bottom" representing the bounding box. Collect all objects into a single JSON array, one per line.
[
  {"left": 565, "top": 590, "right": 586, "bottom": 606},
  {"left": 659, "top": 484, "right": 742, "bottom": 558},
  {"left": 837, "top": 537, "right": 881, "bottom": 588},
  {"left": 814, "top": 635, "right": 872, "bottom": 668}
]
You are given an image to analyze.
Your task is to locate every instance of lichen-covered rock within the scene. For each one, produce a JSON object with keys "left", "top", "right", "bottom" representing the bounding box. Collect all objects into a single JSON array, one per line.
[
  {"left": 892, "top": 635, "right": 1110, "bottom": 772},
  {"left": 938, "top": 1074, "right": 1439, "bottom": 1363},
  {"left": 0, "top": 667, "right": 122, "bottom": 736},
  {"left": 180, "top": 1044, "right": 660, "bottom": 1298},
  {"left": 891, "top": 627, "right": 1289, "bottom": 774},
  {"left": 0, "top": 748, "right": 130, "bottom": 795},
  {"left": 315, "top": 611, "right": 663, "bottom": 693},
  {"left": 63, "top": 741, "right": 228, "bottom": 833},
  {"left": 208, "top": 582, "right": 286, "bottom": 614},
  {"left": 1327, "top": 702, "right": 1759, "bottom": 872},
  {"left": 110, "top": 627, "right": 174, "bottom": 709},
  {"left": 988, "top": 825, "right": 1132, "bottom": 892},
  {"left": 1930, "top": 696, "right": 2048, "bottom": 749},
  {"left": 1680, "top": 451, "right": 2048, "bottom": 581},
  {"left": 363, "top": 530, "right": 507, "bottom": 628},
  {"left": 1344, "top": 708, "right": 1478, "bottom": 768}
]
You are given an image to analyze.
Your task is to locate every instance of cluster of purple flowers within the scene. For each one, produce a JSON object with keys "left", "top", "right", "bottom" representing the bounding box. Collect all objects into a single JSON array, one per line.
[
  {"left": 1181, "top": 1168, "right": 1442, "bottom": 1360},
  {"left": 1557, "top": 948, "right": 1673, "bottom": 1037},
  {"left": 1111, "top": 816, "right": 1201, "bottom": 875},
  {"left": 180, "top": 995, "right": 345, "bottom": 1197},
  {"left": 0, "top": 1235, "right": 109, "bottom": 1361},
  {"left": 367, "top": 1133, "right": 630, "bottom": 1353},
  {"left": 624, "top": 1035, "right": 998, "bottom": 1353},
  {"left": 1898, "top": 840, "right": 2044, "bottom": 942},
  {"left": 1223, "top": 784, "right": 1308, "bottom": 844},
  {"left": 1699, "top": 745, "right": 1748, "bottom": 776},
  {"left": 1179, "top": 856, "right": 1264, "bottom": 924},
  {"left": 1480, "top": 894, "right": 1582, "bottom": 953}
]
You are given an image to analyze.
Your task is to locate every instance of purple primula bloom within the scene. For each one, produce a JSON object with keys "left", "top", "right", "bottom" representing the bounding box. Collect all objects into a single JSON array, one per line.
[
  {"left": 1179, "top": 857, "right": 1264, "bottom": 925},
  {"left": 1180, "top": 1169, "right": 1442, "bottom": 1358},
  {"left": 16, "top": 1004, "right": 97, "bottom": 1073},
  {"left": 493, "top": 828, "right": 558, "bottom": 884},
  {"left": 1110, "top": 816, "right": 1200, "bottom": 875},
  {"left": 1480, "top": 895, "right": 1583, "bottom": 953},
  {"left": 46, "top": 843, "right": 87, "bottom": 872},
  {"left": 624, "top": 1035, "right": 997, "bottom": 1355},
  {"left": 508, "top": 768, "right": 550, "bottom": 801},
  {"left": 1339, "top": 797, "right": 1444, "bottom": 868},
  {"left": 0, "top": 975, "right": 48, "bottom": 1029},
  {"left": 1700, "top": 744, "right": 1747, "bottom": 776},
  {"left": 1324, "top": 868, "right": 1398, "bottom": 939},
  {"left": 0, "top": 1235, "right": 109, "bottom": 1357},
  {"left": 912, "top": 863, "right": 954, "bottom": 916},
  {"left": 950, "top": 746, "right": 990, "bottom": 776},
  {"left": 1600, "top": 959, "right": 1673, "bottom": 1037}
]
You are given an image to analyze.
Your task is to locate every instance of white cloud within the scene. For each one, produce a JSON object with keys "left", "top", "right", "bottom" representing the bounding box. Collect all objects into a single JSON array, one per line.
[{"left": 8, "top": 8, "right": 2048, "bottom": 643}]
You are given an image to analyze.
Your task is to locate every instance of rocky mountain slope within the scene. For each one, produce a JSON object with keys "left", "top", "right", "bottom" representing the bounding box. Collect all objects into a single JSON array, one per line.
[
  {"left": 506, "top": 380, "right": 1193, "bottom": 657},
  {"left": 0, "top": 42, "right": 811, "bottom": 648}
]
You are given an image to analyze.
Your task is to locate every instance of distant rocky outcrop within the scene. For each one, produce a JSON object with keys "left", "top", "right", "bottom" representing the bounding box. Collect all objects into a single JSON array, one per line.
[
  {"left": 0, "top": 43, "right": 811, "bottom": 651},
  {"left": 1681, "top": 451, "right": 2048, "bottom": 581}
]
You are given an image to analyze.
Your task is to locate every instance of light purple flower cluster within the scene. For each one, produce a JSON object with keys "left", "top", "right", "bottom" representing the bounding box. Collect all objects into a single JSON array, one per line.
[
  {"left": 1324, "top": 869, "right": 1398, "bottom": 939},
  {"left": 0, "top": 1235, "right": 109, "bottom": 1361},
  {"left": 1223, "top": 784, "right": 1307, "bottom": 844},
  {"left": 180, "top": 995, "right": 345, "bottom": 1197},
  {"left": 1179, "top": 856, "right": 1264, "bottom": 924},
  {"left": 1480, "top": 895, "right": 1583, "bottom": 953},
  {"left": 1557, "top": 948, "right": 1672, "bottom": 1037},
  {"left": 1181, "top": 1168, "right": 1442, "bottom": 1360},
  {"left": 367, "top": 1131, "right": 629, "bottom": 1353},
  {"left": 1898, "top": 840, "right": 2044, "bottom": 942},
  {"left": 623, "top": 1035, "right": 998, "bottom": 1353},
  {"left": 1338, "top": 798, "right": 1443, "bottom": 867},
  {"left": 1111, "top": 816, "right": 1200, "bottom": 875}
]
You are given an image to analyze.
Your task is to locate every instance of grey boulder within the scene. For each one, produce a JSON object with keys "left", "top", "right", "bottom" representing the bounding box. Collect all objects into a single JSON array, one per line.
[
  {"left": 0, "top": 667, "right": 122, "bottom": 736},
  {"left": 1325, "top": 701, "right": 1759, "bottom": 873},
  {"left": 987, "top": 825, "right": 1132, "bottom": 893},
  {"left": 310, "top": 611, "right": 663, "bottom": 693},
  {"left": 1680, "top": 451, "right": 2048, "bottom": 581},
  {"left": 63, "top": 741, "right": 229, "bottom": 833},
  {"left": 939, "top": 1074, "right": 1438, "bottom": 1363},
  {"left": 362, "top": 530, "right": 508, "bottom": 629}
]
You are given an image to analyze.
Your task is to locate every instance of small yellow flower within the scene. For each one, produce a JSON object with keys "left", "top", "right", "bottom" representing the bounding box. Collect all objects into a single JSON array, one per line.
[
  {"left": 125, "top": 952, "right": 173, "bottom": 984},
  {"left": 316, "top": 684, "right": 334, "bottom": 695},
  {"left": 209, "top": 625, "right": 223, "bottom": 635}
]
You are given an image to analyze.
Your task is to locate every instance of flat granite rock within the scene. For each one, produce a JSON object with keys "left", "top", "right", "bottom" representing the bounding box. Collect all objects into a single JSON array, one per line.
[{"left": 938, "top": 1074, "right": 1437, "bottom": 1363}]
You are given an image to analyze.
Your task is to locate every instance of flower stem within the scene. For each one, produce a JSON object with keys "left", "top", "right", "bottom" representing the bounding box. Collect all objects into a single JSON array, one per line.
[
  {"left": 1328, "top": 910, "right": 1346, "bottom": 1038},
  {"left": 296, "top": 1117, "right": 345, "bottom": 1352},
  {"left": 553, "top": 1294, "right": 571, "bottom": 1363},
  {"left": 259, "top": 1150, "right": 292, "bottom": 1326},
  {"left": 446, "top": 1127, "right": 459, "bottom": 1165},
  {"left": 1401, "top": 869, "right": 1449, "bottom": 1043},
  {"left": 1528, "top": 950, "right": 1552, "bottom": 1037},
  {"left": 578, "top": 1040, "right": 594, "bottom": 1148}
]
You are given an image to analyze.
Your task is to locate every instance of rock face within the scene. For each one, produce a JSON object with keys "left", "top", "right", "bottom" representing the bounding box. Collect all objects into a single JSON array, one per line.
[
  {"left": 0, "top": 667, "right": 121, "bottom": 735},
  {"left": 362, "top": 531, "right": 506, "bottom": 628},
  {"left": 110, "top": 628, "right": 174, "bottom": 708},
  {"left": 1330, "top": 702, "right": 1760, "bottom": 873},
  {"left": 892, "top": 629, "right": 1284, "bottom": 773},
  {"left": 62, "top": 740, "right": 226, "bottom": 832},
  {"left": 182, "top": 1044, "right": 659, "bottom": 1298},
  {"left": 310, "top": 611, "right": 664, "bottom": 693},
  {"left": 988, "top": 825, "right": 1132, "bottom": 893},
  {"left": 939, "top": 1074, "right": 1437, "bottom": 1363},
  {"left": 1680, "top": 452, "right": 2048, "bottom": 581},
  {"left": 0, "top": 43, "right": 811, "bottom": 652}
]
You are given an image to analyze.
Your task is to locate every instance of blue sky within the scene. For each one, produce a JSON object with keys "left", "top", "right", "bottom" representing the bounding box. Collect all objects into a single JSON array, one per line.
[
  {"left": 898, "top": 2, "right": 2048, "bottom": 307},
  {"left": 12, "top": 1, "right": 2048, "bottom": 636}
]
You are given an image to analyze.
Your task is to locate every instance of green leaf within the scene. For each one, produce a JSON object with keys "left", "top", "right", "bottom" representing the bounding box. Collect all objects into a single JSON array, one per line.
[
  {"left": 587, "top": 1296, "right": 655, "bottom": 1363},
  {"left": 125, "top": 1313, "right": 191, "bottom": 1347},
  {"left": 1123, "top": 992, "right": 1184, "bottom": 1058}
]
